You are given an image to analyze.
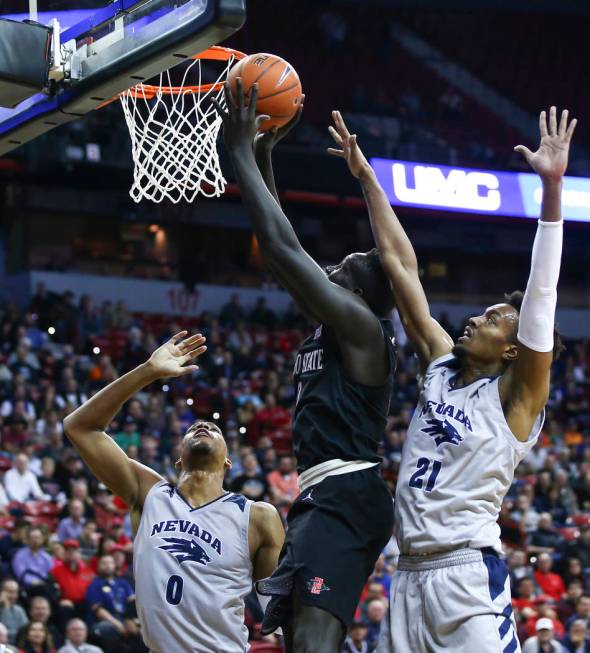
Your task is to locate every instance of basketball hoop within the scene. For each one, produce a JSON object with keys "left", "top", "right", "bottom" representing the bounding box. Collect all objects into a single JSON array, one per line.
[{"left": 113, "top": 46, "right": 247, "bottom": 204}]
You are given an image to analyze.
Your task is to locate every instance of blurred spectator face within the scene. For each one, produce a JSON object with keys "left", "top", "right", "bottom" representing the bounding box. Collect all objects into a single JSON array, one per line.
[
  {"left": 15, "top": 453, "right": 29, "bottom": 474},
  {"left": 538, "top": 472, "right": 552, "bottom": 491},
  {"left": 518, "top": 578, "right": 535, "bottom": 599},
  {"left": 278, "top": 456, "right": 295, "bottom": 474},
  {"left": 98, "top": 555, "right": 116, "bottom": 578},
  {"left": 580, "top": 526, "right": 590, "bottom": 546},
  {"left": 13, "top": 521, "right": 30, "bottom": 543},
  {"left": 262, "top": 448, "right": 277, "bottom": 471},
  {"left": 243, "top": 453, "right": 258, "bottom": 474},
  {"left": 509, "top": 550, "right": 526, "bottom": 568},
  {"left": 349, "top": 623, "right": 368, "bottom": 646},
  {"left": 71, "top": 480, "right": 88, "bottom": 501},
  {"left": 566, "top": 581, "right": 584, "bottom": 601},
  {"left": 537, "top": 553, "right": 552, "bottom": 573},
  {"left": 25, "top": 621, "right": 47, "bottom": 647},
  {"left": 569, "top": 619, "right": 588, "bottom": 644},
  {"left": 577, "top": 596, "right": 590, "bottom": 618},
  {"left": 374, "top": 555, "right": 385, "bottom": 575},
  {"left": 366, "top": 582, "right": 385, "bottom": 602},
  {"left": 568, "top": 558, "right": 583, "bottom": 576},
  {"left": 1, "top": 579, "right": 19, "bottom": 605},
  {"left": 538, "top": 513, "right": 552, "bottom": 530},
  {"left": 28, "top": 528, "right": 44, "bottom": 551},
  {"left": 0, "top": 622, "right": 8, "bottom": 644},
  {"left": 366, "top": 600, "right": 386, "bottom": 624},
  {"left": 64, "top": 545, "right": 81, "bottom": 565},
  {"left": 66, "top": 619, "right": 88, "bottom": 646},
  {"left": 69, "top": 499, "right": 84, "bottom": 520},
  {"left": 41, "top": 457, "right": 55, "bottom": 477},
  {"left": 537, "top": 624, "right": 553, "bottom": 644},
  {"left": 515, "top": 495, "right": 530, "bottom": 511},
  {"left": 30, "top": 596, "right": 51, "bottom": 623}
]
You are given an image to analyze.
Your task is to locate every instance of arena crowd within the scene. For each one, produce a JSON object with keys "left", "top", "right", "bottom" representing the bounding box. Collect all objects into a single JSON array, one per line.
[{"left": 0, "top": 284, "right": 589, "bottom": 652}]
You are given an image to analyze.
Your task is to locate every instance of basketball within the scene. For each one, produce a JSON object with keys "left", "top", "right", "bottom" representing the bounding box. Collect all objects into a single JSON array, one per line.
[{"left": 227, "top": 53, "right": 303, "bottom": 132}]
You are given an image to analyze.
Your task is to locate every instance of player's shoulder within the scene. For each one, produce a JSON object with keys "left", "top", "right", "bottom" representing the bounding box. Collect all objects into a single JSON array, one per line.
[{"left": 249, "top": 501, "right": 282, "bottom": 530}]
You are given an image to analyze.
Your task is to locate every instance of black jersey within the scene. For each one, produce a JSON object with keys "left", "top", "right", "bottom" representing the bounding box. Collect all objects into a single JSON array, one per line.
[{"left": 291, "top": 319, "right": 396, "bottom": 473}]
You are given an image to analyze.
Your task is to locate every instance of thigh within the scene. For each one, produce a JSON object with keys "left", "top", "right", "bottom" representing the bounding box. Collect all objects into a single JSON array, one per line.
[
  {"left": 423, "top": 558, "right": 519, "bottom": 653},
  {"left": 388, "top": 570, "right": 422, "bottom": 653},
  {"left": 285, "top": 594, "right": 345, "bottom": 653}
]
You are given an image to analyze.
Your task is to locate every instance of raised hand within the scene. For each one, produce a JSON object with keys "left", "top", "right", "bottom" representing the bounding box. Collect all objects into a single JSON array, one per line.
[
  {"left": 212, "top": 79, "right": 269, "bottom": 152},
  {"left": 146, "top": 331, "right": 206, "bottom": 379},
  {"left": 327, "top": 110, "right": 371, "bottom": 178},
  {"left": 514, "top": 107, "right": 577, "bottom": 181},
  {"left": 254, "top": 96, "right": 305, "bottom": 154}
]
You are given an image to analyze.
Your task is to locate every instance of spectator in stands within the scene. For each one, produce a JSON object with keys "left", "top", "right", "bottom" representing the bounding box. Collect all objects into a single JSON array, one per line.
[
  {"left": 2, "top": 420, "right": 31, "bottom": 457},
  {"left": 529, "top": 513, "right": 563, "bottom": 553},
  {"left": 0, "top": 579, "right": 28, "bottom": 644},
  {"left": 512, "top": 494, "right": 541, "bottom": 533},
  {"left": 564, "top": 525, "right": 590, "bottom": 570},
  {"left": 12, "top": 527, "right": 54, "bottom": 588},
  {"left": 266, "top": 455, "right": 298, "bottom": 510},
  {"left": 513, "top": 577, "right": 538, "bottom": 612},
  {"left": 562, "top": 619, "right": 590, "bottom": 653},
  {"left": 16, "top": 620, "right": 56, "bottom": 653},
  {"left": 0, "top": 621, "right": 18, "bottom": 652},
  {"left": 342, "top": 621, "right": 369, "bottom": 653},
  {"left": 37, "top": 459, "right": 64, "bottom": 503},
  {"left": 85, "top": 555, "right": 134, "bottom": 653},
  {"left": 364, "top": 599, "right": 387, "bottom": 651},
  {"left": 52, "top": 541, "right": 94, "bottom": 623},
  {"left": 535, "top": 553, "right": 566, "bottom": 601},
  {"left": 220, "top": 293, "right": 245, "bottom": 327},
  {"left": 78, "top": 522, "right": 99, "bottom": 559},
  {"left": 230, "top": 453, "right": 268, "bottom": 501},
  {"left": 22, "top": 597, "right": 61, "bottom": 650},
  {"left": 4, "top": 455, "right": 46, "bottom": 503},
  {"left": 522, "top": 617, "right": 564, "bottom": 653},
  {"left": 508, "top": 549, "right": 533, "bottom": 587},
  {"left": 568, "top": 596, "right": 590, "bottom": 630},
  {"left": 113, "top": 418, "right": 140, "bottom": 453},
  {"left": 0, "top": 482, "right": 8, "bottom": 515},
  {"left": 0, "top": 521, "right": 29, "bottom": 566},
  {"left": 57, "top": 619, "right": 103, "bottom": 653},
  {"left": 249, "top": 297, "right": 276, "bottom": 328},
  {"left": 57, "top": 501, "right": 86, "bottom": 543},
  {"left": 557, "top": 580, "right": 585, "bottom": 625}
]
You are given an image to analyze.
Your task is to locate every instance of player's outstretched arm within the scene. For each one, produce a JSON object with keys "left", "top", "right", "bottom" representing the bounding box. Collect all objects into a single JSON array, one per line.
[
  {"left": 248, "top": 501, "right": 285, "bottom": 581},
  {"left": 63, "top": 332, "right": 206, "bottom": 509},
  {"left": 254, "top": 98, "right": 304, "bottom": 205},
  {"left": 328, "top": 111, "right": 453, "bottom": 369},
  {"left": 213, "top": 82, "right": 383, "bottom": 351},
  {"left": 500, "top": 107, "right": 577, "bottom": 441}
]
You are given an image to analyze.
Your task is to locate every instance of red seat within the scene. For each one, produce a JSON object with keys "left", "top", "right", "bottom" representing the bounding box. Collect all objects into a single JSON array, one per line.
[
  {"left": 569, "top": 514, "right": 590, "bottom": 527},
  {"left": 559, "top": 527, "right": 580, "bottom": 541}
]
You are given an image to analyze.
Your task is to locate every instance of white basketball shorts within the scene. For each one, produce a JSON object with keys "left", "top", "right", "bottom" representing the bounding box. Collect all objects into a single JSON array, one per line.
[{"left": 378, "top": 548, "right": 519, "bottom": 653}]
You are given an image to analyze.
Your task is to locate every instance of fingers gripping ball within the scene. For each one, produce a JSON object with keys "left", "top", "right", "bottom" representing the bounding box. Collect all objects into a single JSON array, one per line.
[{"left": 227, "top": 53, "right": 303, "bottom": 132}]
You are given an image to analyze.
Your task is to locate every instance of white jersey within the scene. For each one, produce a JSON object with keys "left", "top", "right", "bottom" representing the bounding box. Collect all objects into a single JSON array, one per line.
[
  {"left": 395, "top": 354, "right": 543, "bottom": 555},
  {"left": 134, "top": 481, "right": 253, "bottom": 653}
]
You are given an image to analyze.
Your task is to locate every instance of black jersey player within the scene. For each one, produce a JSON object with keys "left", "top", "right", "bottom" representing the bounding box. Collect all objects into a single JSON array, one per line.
[{"left": 213, "top": 82, "right": 396, "bottom": 652}]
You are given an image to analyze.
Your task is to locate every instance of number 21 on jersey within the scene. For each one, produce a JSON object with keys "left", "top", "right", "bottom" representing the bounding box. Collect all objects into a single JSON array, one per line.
[{"left": 409, "top": 458, "right": 442, "bottom": 492}]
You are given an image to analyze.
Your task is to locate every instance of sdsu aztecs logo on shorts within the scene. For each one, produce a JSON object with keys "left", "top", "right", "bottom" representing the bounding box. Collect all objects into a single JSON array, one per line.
[{"left": 306, "top": 577, "right": 330, "bottom": 595}]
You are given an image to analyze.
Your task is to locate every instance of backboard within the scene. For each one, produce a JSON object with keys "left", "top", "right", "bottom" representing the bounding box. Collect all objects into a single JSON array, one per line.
[{"left": 0, "top": 0, "right": 246, "bottom": 155}]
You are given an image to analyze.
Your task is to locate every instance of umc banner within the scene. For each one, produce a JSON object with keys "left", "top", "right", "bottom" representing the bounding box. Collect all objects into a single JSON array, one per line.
[{"left": 370, "top": 158, "right": 590, "bottom": 222}]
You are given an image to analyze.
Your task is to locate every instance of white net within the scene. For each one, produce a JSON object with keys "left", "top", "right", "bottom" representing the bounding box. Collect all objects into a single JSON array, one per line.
[{"left": 120, "top": 52, "right": 237, "bottom": 204}]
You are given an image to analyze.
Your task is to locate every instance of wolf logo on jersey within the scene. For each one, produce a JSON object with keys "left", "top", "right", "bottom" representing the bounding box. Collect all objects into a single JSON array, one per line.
[
  {"left": 158, "top": 537, "right": 212, "bottom": 565},
  {"left": 421, "top": 418, "right": 464, "bottom": 447}
]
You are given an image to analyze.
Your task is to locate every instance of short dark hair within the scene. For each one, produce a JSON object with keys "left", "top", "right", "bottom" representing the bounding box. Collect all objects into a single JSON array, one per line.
[
  {"left": 504, "top": 290, "right": 564, "bottom": 361},
  {"left": 353, "top": 249, "right": 395, "bottom": 317}
]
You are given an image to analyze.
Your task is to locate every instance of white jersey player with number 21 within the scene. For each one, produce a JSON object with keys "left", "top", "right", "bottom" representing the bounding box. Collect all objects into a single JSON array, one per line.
[
  {"left": 64, "top": 332, "right": 284, "bottom": 653},
  {"left": 327, "top": 107, "right": 577, "bottom": 652}
]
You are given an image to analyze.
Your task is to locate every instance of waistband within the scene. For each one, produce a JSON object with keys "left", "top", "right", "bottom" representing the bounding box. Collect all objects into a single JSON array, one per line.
[
  {"left": 298, "top": 459, "right": 379, "bottom": 492},
  {"left": 397, "top": 547, "right": 498, "bottom": 571}
]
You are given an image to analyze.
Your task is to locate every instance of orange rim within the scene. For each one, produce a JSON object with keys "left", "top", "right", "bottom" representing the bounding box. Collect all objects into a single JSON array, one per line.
[{"left": 98, "top": 46, "right": 247, "bottom": 107}]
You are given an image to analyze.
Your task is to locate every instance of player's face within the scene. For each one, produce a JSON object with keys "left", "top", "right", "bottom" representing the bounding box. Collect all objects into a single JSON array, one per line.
[
  {"left": 453, "top": 303, "right": 519, "bottom": 365},
  {"left": 325, "top": 252, "right": 366, "bottom": 289},
  {"left": 180, "top": 421, "right": 230, "bottom": 472}
]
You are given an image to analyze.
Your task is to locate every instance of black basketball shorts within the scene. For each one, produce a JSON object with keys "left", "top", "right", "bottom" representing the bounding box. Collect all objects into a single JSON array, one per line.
[{"left": 257, "top": 465, "right": 394, "bottom": 633}]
